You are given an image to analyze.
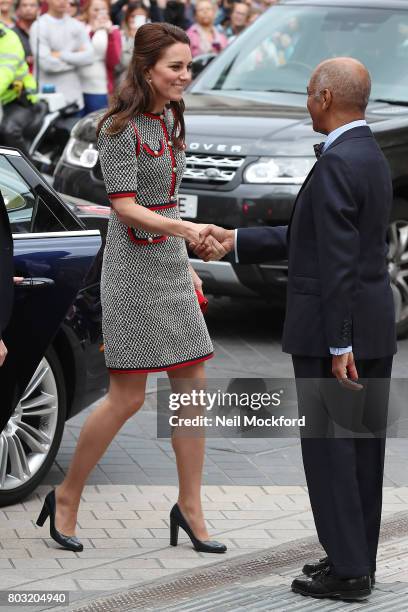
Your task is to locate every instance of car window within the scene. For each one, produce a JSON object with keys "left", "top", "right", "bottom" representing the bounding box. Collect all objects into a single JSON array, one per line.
[
  {"left": 192, "top": 5, "right": 408, "bottom": 103},
  {"left": 0, "top": 154, "right": 68, "bottom": 234},
  {"left": 0, "top": 155, "right": 36, "bottom": 233}
]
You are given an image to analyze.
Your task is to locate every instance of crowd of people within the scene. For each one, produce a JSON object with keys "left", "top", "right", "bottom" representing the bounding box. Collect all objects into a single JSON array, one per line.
[{"left": 1, "top": 0, "right": 280, "bottom": 116}]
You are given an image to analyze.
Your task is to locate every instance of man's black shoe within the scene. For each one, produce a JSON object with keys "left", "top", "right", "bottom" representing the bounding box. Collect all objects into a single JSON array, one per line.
[
  {"left": 302, "top": 556, "right": 376, "bottom": 586},
  {"left": 302, "top": 556, "right": 329, "bottom": 576},
  {"left": 292, "top": 568, "right": 371, "bottom": 601}
]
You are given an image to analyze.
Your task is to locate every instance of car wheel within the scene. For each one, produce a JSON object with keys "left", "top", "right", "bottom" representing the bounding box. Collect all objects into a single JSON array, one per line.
[
  {"left": 388, "top": 200, "right": 408, "bottom": 338},
  {"left": 0, "top": 347, "right": 67, "bottom": 507}
]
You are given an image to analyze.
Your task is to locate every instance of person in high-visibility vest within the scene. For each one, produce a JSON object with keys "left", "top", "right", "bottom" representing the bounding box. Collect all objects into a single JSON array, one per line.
[{"left": 0, "top": 21, "right": 38, "bottom": 156}]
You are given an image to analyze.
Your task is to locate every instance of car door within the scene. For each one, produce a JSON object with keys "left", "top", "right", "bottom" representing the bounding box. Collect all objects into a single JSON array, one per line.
[{"left": 0, "top": 148, "right": 101, "bottom": 433}]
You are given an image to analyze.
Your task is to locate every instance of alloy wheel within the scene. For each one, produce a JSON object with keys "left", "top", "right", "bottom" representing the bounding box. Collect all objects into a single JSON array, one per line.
[
  {"left": 0, "top": 358, "right": 59, "bottom": 491},
  {"left": 387, "top": 219, "right": 408, "bottom": 330}
]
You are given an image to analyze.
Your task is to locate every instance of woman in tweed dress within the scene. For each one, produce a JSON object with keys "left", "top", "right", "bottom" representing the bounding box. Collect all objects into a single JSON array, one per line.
[{"left": 36, "top": 23, "right": 226, "bottom": 555}]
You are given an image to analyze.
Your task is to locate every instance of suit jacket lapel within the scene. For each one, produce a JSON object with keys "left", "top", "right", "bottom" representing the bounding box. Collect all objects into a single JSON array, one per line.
[{"left": 286, "top": 127, "right": 372, "bottom": 244}]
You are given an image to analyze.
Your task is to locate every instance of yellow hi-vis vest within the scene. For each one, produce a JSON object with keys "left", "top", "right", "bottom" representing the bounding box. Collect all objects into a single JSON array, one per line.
[{"left": 0, "top": 24, "right": 38, "bottom": 106}]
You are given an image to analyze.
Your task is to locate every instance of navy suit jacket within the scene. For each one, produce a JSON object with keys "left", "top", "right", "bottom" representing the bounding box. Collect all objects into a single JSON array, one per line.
[
  {"left": 0, "top": 191, "right": 14, "bottom": 342},
  {"left": 237, "top": 126, "right": 397, "bottom": 359}
]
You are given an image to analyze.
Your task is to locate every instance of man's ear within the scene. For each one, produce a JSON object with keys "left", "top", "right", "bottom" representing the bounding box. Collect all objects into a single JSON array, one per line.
[{"left": 321, "top": 88, "right": 332, "bottom": 110}]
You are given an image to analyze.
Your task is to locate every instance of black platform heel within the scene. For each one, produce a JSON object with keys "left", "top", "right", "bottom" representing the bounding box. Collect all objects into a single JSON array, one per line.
[
  {"left": 36, "top": 489, "right": 83, "bottom": 552},
  {"left": 169, "top": 503, "right": 227, "bottom": 553}
]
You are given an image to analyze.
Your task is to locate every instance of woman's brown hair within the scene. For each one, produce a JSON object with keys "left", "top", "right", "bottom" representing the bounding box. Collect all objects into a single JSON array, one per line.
[{"left": 97, "top": 22, "right": 191, "bottom": 150}]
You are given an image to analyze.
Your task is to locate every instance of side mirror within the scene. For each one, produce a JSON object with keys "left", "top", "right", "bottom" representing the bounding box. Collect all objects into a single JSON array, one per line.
[{"left": 191, "top": 53, "right": 217, "bottom": 80}]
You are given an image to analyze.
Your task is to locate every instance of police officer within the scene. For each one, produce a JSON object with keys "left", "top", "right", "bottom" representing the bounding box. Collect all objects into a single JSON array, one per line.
[{"left": 0, "top": 21, "right": 38, "bottom": 157}]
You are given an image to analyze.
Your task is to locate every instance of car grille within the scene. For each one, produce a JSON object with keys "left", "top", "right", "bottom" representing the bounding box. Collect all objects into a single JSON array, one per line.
[
  {"left": 184, "top": 152, "right": 245, "bottom": 184},
  {"left": 94, "top": 154, "right": 245, "bottom": 185}
]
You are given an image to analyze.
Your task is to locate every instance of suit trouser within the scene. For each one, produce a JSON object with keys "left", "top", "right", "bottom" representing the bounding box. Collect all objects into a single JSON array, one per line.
[{"left": 292, "top": 355, "right": 393, "bottom": 578}]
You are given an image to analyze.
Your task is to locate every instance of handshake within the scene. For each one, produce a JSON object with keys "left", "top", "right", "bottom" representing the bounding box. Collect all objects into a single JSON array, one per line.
[{"left": 187, "top": 224, "right": 235, "bottom": 262}]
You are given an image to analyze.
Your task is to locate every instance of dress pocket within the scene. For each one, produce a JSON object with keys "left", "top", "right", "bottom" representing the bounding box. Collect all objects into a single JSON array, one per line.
[
  {"left": 142, "top": 139, "right": 165, "bottom": 157},
  {"left": 127, "top": 227, "right": 167, "bottom": 245}
]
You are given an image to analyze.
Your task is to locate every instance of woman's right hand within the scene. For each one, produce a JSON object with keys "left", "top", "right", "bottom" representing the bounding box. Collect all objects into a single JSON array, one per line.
[{"left": 179, "top": 221, "right": 201, "bottom": 244}]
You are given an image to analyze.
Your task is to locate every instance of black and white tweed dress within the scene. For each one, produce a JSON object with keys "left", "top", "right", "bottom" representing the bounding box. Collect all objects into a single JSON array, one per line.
[{"left": 97, "top": 107, "right": 214, "bottom": 372}]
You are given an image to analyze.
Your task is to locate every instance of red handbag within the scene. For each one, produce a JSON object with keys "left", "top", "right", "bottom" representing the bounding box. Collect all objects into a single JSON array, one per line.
[{"left": 195, "top": 289, "right": 209, "bottom": 314}]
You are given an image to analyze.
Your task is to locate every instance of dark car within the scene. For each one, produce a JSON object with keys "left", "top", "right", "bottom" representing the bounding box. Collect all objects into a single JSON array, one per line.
[
  {"left": 0, "top": 147, "right": 108, "bottom": 507},
  {"left": 53, "top": 0, "right": 408, "bottom": 336}
]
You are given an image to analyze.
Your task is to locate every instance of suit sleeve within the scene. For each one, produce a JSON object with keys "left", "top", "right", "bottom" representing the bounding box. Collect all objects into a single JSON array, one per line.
[
  {"left": 236, "top": 226, "right": 288, "bottom": 264},
  {"left": 310, "top": 153, "right": 359, "bottom": 348}
]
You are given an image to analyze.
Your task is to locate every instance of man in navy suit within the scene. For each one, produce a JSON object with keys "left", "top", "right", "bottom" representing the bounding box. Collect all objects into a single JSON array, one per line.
[{"left": 194, "top": 57, "right": 397, "bottom": 601}]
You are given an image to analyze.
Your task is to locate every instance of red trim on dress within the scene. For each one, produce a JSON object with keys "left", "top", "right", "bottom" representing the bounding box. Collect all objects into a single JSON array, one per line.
[
  {"left": 147, "top": 202, "right": 177, "bottom": 211},
  {"left": 108, "top": 352, "right": 214, "bottom": 374},
  {"left": 127, "top": 227, "right": 167, "bottom": 245},
  {"left": 142, "top": 112, "right": 163, "bottom": 120},
  {"left": 142, "top": 140, "right": 165, "bottom": 157},
  {"left": 109, "top": 192, "right": 136, "bottom": 200},
  {"left": 159, "top": 117, "right": 177, "bottom": 199},
  {"left": 130, "top": 120, "right": 141, "bottom": 157}
]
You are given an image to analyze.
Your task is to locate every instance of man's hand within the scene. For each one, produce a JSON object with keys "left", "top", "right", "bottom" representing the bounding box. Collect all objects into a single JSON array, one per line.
[
  {"left": 332, "top": 352, "right": 363, "bottom": 391},
  {"left": 192, "top": 225, "right": 235, "bottom": 262},
  {"left": 51, "top": 50, "right": 61, "bottom": 58},
  {"left": 0, "top": 340, "right": 7, "bottom": 367}
]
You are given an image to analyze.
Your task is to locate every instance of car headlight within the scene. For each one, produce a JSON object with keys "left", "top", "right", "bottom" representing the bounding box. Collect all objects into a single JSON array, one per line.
[
  {"left": 243, "top": 157, "right": 315, "bottom": 184},
  {"left": 64, "top": 138, "right": 99, "bottom": 168}
]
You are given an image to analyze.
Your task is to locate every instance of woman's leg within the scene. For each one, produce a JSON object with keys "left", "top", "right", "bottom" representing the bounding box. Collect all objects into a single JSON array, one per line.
[
  {"left": 53, "top": 372, "right": 148, "bottom": 536},
  {"left": 168, "top": 362, "right": 210, "bottom": 541}
]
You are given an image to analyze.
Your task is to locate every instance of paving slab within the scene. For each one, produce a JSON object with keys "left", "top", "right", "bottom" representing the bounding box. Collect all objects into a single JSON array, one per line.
[{"left": 0, "top": 484, "right": 407, "bottom": 612}]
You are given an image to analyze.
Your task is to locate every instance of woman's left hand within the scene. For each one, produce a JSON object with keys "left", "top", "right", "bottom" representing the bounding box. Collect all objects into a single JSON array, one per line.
[
  {"left": 193, "top": 278, "right": 203, "bottom": 293},
  {"left": 189, "top": 265, "right": 203, "bottom": 293}
]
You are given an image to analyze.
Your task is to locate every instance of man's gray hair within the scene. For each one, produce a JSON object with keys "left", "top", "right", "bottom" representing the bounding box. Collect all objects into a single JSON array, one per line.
[{"left": 312, "top": 59, "right": 371, "bottom": 112}]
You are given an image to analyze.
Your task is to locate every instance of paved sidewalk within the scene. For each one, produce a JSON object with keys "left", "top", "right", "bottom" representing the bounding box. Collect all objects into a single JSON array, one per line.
[
  {"left": 1, "top": 485, "right": 408, "bottom": 611},
  {"left": 2, "top": 298, "right": 408, "bottom": 609}
]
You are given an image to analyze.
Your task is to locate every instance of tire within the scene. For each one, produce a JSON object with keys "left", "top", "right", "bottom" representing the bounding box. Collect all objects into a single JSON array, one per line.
[
  {"left": 388, "top": 199, "right": 408, "bottom": 339},
  {"left": 0, "top": 346, "right": 67, "bottom": 507}
]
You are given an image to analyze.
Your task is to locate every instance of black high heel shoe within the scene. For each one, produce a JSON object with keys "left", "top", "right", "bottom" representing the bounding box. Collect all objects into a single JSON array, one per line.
[
  {"left": 36, "top": 489, "right": 83, "bottom": 552},
  {"left": 170, "top": 503, "right": 227, "bottom": 553}
]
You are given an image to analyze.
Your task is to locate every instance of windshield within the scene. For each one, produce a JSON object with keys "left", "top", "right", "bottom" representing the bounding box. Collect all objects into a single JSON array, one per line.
[{"left": 191, "top": 5, "right": 408, "bottom": 103}]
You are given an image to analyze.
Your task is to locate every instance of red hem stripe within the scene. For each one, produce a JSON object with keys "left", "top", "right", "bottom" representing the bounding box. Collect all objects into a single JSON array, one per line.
[{"left": 108, "top": 353, "right": 214, "bottom": 374}]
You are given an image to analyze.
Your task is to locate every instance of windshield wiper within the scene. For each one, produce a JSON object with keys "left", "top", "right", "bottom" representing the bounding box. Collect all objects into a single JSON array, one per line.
[
  {"left": 374, "top": 98, "right": 408, "bottom": 107},
  {"left": 266, "top": 89, "right": 305, "bottom": 95}
]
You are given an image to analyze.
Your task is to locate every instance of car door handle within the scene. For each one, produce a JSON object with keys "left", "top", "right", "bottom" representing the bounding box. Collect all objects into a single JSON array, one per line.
[{"left": 17, "top": 277, "right": 55, "bottom": 288}]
